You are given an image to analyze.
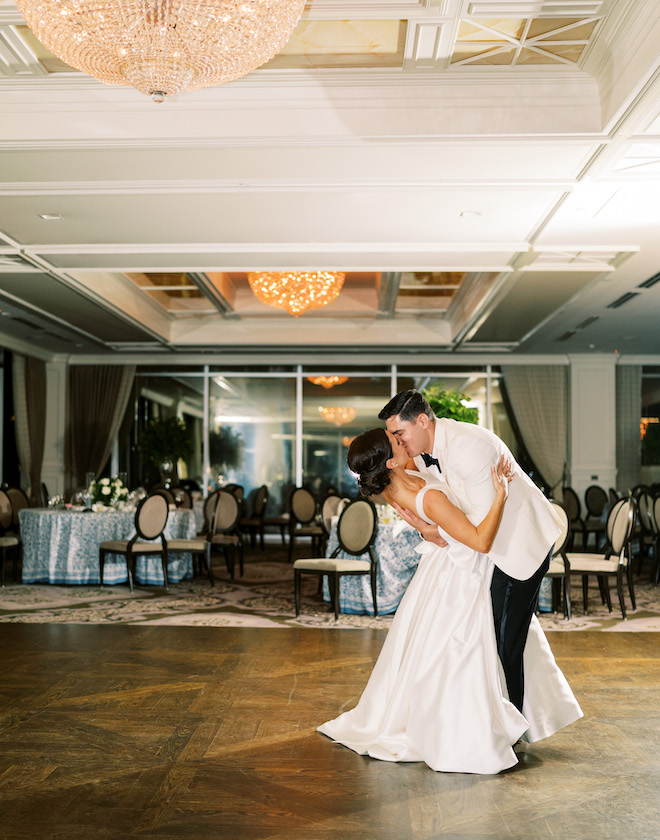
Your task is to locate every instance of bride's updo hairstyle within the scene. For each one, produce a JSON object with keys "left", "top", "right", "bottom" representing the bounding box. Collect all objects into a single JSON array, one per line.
[{"left": 347, "top": 428, "right": 393, "bottom": 497}]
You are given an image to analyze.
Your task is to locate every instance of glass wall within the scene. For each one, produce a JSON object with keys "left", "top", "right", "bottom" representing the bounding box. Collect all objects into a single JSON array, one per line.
[
  {"left": 303, "top": 375, "right": 392, "bottom": 497},
  {"left": 208, "top": 375, "right": 295, "bottom": 512},
  {"left": 128, "top": 363, "right": 504, "bottom": 509}
]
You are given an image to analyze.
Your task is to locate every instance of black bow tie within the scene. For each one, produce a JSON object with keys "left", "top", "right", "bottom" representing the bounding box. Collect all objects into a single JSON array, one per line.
[{"left": 421, "top": 453, "right": 441, "bottom": 471}]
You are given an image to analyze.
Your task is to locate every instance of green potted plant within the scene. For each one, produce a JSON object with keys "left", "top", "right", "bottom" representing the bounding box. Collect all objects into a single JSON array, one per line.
[
  {"left": 140, "top": 416, "right": 192, "bottom": 484},
  {"left": 209, "top": 426, "right": 243, "bottom": 478},
  {"left": 423, "top": 386, "right": 479, "bottom": 424}
]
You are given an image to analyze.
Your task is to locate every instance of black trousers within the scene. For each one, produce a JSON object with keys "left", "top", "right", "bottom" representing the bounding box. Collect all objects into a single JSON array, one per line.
[{"left": 490, "top": 549, "right": 552, "bottom": 712}]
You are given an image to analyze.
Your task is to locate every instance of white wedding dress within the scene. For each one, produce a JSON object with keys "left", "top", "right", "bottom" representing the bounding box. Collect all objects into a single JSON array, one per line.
[{"left": 318, "top": 474, "right": 583, "bottom": 774}]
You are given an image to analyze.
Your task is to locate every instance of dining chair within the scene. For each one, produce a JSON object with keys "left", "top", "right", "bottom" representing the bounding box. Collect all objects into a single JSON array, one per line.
[
  {"left": 99, "top": 493, "right": 170, "bottom": 592},
  {"left": 153, "top": 487, "right": 176, "bottom": 505},
  {"left": 320, "top": 493, "right": 342, "bottom": 556},
  {"left": 287, "top": 487, "right": 324, "bottom": 562},
  {"left": 263, "top": 489, "right": 292, "bottom": 546},
  {"left": 545, "top": 500, "right": 571, "bottom": 619},
  {"left": 652, "top": 496, "right": 660, "bottom": 586},
  {"left": 293, "top": 498, "right": 379, "bottom": 620},
  {"left": 223, "top": 484, "right": 244, "bottom": 504},
  {"left": 583, "top": 484, "right": 608, "bottom": 551},
  {"left": 562, "top": 486, "right": 586, "bottom": 550},
  {"left": 166, "top": 531, "right": 214, "bottom": 586},
  {"left": 239, "top": 484, "right": 269, "bottom": 550},
  {"left": 208, "top": 489, "right": 244, "bottom": 580},
  {"left": 6, "top": 487, "right": 29, "bottom": 532},
  {"left": 636, "top": 491, "right": 656, "bottom": 575},
  {"left": 0, "top": 489, "right": 20, "bottom": 586},
  {"left": 565, "top": 497, "right": 637, "bottom": 619},
  {"left": 172, "top": 487, "right": 192, "bottom": 509},
  {"left": 198, "top": 491, "right": 220, "bottom": 536}
]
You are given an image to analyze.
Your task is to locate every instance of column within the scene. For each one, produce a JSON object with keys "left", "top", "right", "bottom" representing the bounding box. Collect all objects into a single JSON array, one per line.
[{"left": 568, "top": 355, "right": 617, "bottom": 501}]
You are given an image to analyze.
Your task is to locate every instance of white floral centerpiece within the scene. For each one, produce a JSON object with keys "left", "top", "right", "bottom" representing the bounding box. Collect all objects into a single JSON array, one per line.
[{"left": 88, "top": 476, "right": 129, "bottom": 509}]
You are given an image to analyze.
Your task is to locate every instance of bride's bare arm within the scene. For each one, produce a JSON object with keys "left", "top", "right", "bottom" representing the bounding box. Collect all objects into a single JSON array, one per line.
[
  {"left": 422, "top": 458, "right": 510, "bottom": 553},
  {"left": 391, "top": 501, "right": 449, "bottom": 547}
]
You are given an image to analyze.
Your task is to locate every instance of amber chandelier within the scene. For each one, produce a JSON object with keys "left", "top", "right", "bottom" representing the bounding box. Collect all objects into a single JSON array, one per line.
[
  {"left": 247, "top": 271, "right": 345, "bottom": 317},
  {"left": 15, "top": 0, "right": 306, "bottom": 101},
  {"left": 318, "top": 406, "right": 356, "bottom": 427},
  {"left": 306, "top": 376, "right": 349, "bottom": 389}
]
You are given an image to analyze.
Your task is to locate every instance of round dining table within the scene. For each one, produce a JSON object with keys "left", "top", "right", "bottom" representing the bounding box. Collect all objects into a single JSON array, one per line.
[
  {"left": 19, "top": 507, "right": 197, "bottom": 586},
  {"left": 323, "top": 519, "right": 423, "bottom": 615}
]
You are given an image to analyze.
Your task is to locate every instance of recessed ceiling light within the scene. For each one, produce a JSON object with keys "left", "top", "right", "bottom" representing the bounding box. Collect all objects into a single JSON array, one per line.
[
  {"left": 38, "top": 213, "right": 63, "bottom": 220},
  {"left": 459, "top": 210, "right": 481, "bottom": 218}
]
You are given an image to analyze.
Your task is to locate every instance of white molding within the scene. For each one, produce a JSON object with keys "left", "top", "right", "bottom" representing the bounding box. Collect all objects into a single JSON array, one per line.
[
  {"left": 0, "top": 134, "right": 610, "bottom": 152},
  {"left": 31, "top": 241, "right": 529, "bottom": 255},
  {"left": 0, "top": 177, "right": 579, "bottom": 196}
]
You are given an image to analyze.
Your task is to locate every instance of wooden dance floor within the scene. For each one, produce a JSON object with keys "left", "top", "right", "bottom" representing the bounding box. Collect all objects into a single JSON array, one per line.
[{"left": 0, "top": 624, "right": 657, "bottom": 839}]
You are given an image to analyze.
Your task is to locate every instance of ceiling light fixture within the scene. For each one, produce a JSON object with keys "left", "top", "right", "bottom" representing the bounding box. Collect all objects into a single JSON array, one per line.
[
  {"left": 306, "top": 376, "right": 349, "bottom": 389},
  {"left": 248, "top": 271, "right": 345, "bottom": 317},
  {"left": 15, "top": 0, "right": 306, "bottom": 102},
  {"left": 318, "top": 406, "right": 356, "bottom": 427},
  {"left": 38, "top": 213, "right": 63, "bottom": 220}
]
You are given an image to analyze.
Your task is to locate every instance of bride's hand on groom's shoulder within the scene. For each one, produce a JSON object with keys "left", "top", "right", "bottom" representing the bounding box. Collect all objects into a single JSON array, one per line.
[
  {"left": 492, "top": 456, "right": 514, "bottom": 498},
  {"left": 392, "top": 502, "right": 449, "bottom": 547}
]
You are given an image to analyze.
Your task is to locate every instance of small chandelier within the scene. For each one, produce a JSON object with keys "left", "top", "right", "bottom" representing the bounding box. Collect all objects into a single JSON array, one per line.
[
  {"left": 248, "top": 271, "right": 345, "bottom": 317},
  {"left": 307, "top": 376, "right": 349, "bottom": 389},
  {"left": 318, "top": 406, "right": 356, "bottom": 427},
  {"left": 15, "top": 0, "right": 306, "bottom": 102}
]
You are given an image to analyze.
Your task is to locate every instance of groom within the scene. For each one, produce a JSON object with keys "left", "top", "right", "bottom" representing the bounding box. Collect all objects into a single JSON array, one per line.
[{"left": 378, "top": 389, "right": 563, "bottom": 712}]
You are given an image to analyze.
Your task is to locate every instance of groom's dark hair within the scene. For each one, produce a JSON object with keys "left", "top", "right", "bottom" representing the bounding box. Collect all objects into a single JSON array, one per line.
[{"left": 378, "top": 389, "right": 435, "bottom": 422}]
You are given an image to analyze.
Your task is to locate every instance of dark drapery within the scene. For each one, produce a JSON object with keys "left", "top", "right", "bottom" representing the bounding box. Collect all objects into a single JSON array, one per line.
[
  {"left": 25, "top": 357, "right": 47, "bottom": 506},
  {"left": 66, "top": 365, "right": 135, "bottom": 488},
  {"left": 11, "top": 353, "right": 47, "bottom": 506}
]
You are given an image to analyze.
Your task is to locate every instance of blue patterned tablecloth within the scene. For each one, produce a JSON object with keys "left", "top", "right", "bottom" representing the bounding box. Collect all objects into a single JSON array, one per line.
[
  {"left": 323, "top": 521, "right": 422, "bottom": 615},
  {"left": 19, "top": 508, "right": 197, "bottom": 585}
]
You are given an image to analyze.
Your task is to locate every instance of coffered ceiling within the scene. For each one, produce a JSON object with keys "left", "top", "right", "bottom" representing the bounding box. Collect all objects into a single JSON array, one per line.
[{"left": 0, "top": 0, "right": 659, "bottom": 360}]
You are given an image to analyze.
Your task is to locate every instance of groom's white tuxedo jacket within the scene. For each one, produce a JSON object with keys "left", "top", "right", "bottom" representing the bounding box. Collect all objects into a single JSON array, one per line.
[{"left": 413, "top": 418, "right": 563, "bottom": 581}]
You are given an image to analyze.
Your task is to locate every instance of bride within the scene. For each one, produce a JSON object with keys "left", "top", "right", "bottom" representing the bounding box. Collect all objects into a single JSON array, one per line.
[{"left": 318, "top": 428, "right": 582, "bottom": 774}]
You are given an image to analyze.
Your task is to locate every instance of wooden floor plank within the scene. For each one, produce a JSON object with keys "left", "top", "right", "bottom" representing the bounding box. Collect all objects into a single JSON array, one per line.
[{"left": 0, "top": 624, "right": 657, "bottom": 839}]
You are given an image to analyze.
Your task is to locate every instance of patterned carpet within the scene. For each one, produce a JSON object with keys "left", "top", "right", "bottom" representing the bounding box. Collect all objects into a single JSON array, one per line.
[{"left": 1, "top": 543, "right": 658, "bottom": 631}]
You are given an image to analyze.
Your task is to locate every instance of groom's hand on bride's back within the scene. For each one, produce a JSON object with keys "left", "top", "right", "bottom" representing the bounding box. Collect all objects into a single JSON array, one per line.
[{"left": 392, "top": 502, "right": 449, "bottom": 547}]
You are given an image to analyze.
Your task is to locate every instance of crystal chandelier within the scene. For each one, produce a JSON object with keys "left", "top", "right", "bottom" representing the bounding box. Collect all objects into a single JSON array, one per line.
[
  {"left": 306, "top": 376, "right": 349, "bottom": 389},
  {"left": 248, "top": 271, "right": 345, "bottom": 316},
  {"left": 15, "top": 0, "right": 306, "bottom": 101},
  {"left": 318, "top": 406, "right": 356, "bottom": 427}
]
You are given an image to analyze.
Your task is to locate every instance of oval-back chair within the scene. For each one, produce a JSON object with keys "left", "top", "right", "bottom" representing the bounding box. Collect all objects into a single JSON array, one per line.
[
  {"left": 209, "top": 489, "right": 244, "bottom": 580},
  {"left": 545, "top": 500, "right": 571, "bottom": 619},
  {"left": 99, "top": 493, "right": 169, "bottom": 592},
  {"left": 293, "top": 497, "right": 379, "bottom": 620},
  {"left": 566, "top": 497, "right": 637, "bottom": 619}
]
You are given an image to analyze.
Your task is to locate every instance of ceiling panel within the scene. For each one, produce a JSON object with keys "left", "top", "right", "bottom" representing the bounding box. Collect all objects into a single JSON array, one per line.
[
  {"left": 469, "top": 270, "right": 599, "bottom": 343},
  {"left": 0, "top": 275, "right": 161, "bottom": 343},
  {"left": 0, "top": 187, "right": 560, "bottom": 248},
  {"left": 0, "top": 142, "right": 597, "bottom": 184}
]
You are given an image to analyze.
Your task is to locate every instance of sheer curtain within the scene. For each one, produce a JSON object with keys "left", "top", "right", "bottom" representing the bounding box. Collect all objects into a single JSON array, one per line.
[
  {"left": 66, "top": 365, "right": 136, "bottom": 488},
  {"left": 11, "top": 354, "right": 47, "bottom": 506},
  {"left": 616, "top": 365, "right": 641, "bottom": 493},
  {"left": 501, "top": 365, "right": 568, "bottom": 496}
]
